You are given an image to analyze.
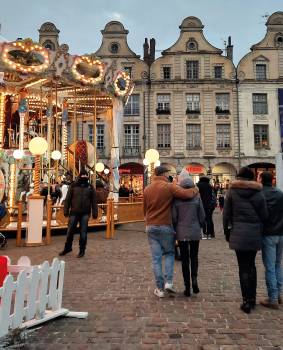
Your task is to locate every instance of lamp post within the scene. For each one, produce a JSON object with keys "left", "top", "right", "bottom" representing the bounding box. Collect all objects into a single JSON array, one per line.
[
  {"left": 26, "top": 137, "right": 48, "bottom": 246},
  {"left": 51, "top": 150, "right": 62, "bottom": 182},
  {"left": 145, "top": 149, "right": 159, "bottom": 183},
  {"left": 29, "top": 137, "right": 48, "bottom": 196}
]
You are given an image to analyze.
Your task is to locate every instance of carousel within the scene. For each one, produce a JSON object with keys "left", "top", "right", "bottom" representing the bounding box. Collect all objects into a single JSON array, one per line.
[{"left": 0, "top": 38, "right": 143, "bottom": 241}]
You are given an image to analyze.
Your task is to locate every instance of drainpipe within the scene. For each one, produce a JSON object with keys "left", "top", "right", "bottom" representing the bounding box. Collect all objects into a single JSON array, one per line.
[{"left": 235, "top": 69, "right": 241, "bottom": 171}]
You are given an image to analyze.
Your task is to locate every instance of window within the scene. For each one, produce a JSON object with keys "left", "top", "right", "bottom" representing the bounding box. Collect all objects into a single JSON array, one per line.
[
  {"left": 76, "top": 122, "right": 83, "bottom": 140},
  {"left": 124, "top": 67, "right": 132, "bottom": 78},
  {"left": 253, "top": 94, "right": 268, "bottom": 114},
  {"left": 255, "top": 64, "right": 266, "bottom": 80},
  {"left": 124, "top": 94, "right": 140, "bottom": 116},
  {"left": 254, "top": 125, "right": 269, "bottom": 149},
  {"left": 163, "top": 66, "right": 171, "bottom": 80},
  {"left": 156, "top": 94, "right": 170, "bottom": 114},
  {"left": 186, "top": 124, "right": 201, "bottom": 149},
  {"left": 88, "top": 124, "right": 105, "bottom": 149},
  {"left": 43, "top": 40, "right": 55, "bottom": 51},
  {"left": 97, "top": 125, "right": 105, "bottom": 149},
  {"left": 186, "top": 94, "right": 200, "bottom": 113},
  {"left": 157, "top": 124, "right": 171, "bottom": 149},
  {"left": 124, "top": 125, "right": 140, "bottom": 156},
  {"left": 214, "top": 66, "right": 223, "bottom": 79},
  {"left": 216, "top": 124, "right": 231, "bottom": 149},
  {"left": 216, "top": 93, "right": 230, "bottom": 114},
  {"left": 186, "top": 61, "right": 199, "bottom": 80}
]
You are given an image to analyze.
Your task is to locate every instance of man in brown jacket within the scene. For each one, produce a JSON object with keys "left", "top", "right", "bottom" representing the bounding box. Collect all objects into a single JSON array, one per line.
[{"left": 143, "top": 166, "right": 198, "bottom": 298}]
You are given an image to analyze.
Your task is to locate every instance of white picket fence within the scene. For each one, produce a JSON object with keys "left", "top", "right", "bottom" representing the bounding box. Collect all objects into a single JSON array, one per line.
[{"left": 0, "top": 257, "right": 87, "bottom": 338}]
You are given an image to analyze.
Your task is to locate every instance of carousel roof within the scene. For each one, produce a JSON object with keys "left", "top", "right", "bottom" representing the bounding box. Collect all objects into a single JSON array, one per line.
[{"left": 0, "top": 38, "right": 134, "bottom": 117}]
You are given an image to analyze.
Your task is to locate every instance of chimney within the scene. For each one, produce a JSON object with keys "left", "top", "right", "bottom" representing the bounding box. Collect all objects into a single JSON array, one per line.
[
  {"left": 149, "top": 38, "right": 156, "bottom": 65},
  {"left": 143, "top": 38, "right": 149, "bottom": 64},
  {"left": 226, "top": 36, "right": 233, "bottom": 61}
]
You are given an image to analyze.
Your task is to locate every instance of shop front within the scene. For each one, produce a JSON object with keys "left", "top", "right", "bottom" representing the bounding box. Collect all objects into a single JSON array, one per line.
[
  {"left": 212, "top": 162, "right": 237, "bottom": 188},
  {"left": 248, "top": 162, "right": 275, "bottom": 183},
  {"left": 119, "top": 162, "right": 144, "bottom": 196},
  {"left": 185, "top": 163, "right": 206, "bottom": 184}
]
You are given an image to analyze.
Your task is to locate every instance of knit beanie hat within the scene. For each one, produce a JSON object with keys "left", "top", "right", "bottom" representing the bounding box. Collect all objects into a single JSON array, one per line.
[{"left": 179, "top": 177, "right": 194, "bottom": 188}]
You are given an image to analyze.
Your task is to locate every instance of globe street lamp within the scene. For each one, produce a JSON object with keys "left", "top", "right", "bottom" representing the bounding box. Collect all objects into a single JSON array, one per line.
[
  {"left": 29, "top": 137, "right": 48, "bottom": 196},
  {"left": 51, "top": 150, "right": 62, "bottom": 182},
  {"left": 95, "top": 162, "right": 105, "bottom": 173},
  {"left": 145, "top": 149, "right": 159, "bottom": 183}
]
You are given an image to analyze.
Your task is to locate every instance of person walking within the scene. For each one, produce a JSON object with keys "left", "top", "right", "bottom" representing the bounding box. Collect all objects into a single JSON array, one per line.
[
  {"left": 172, "top": 177, "right": 205, "bottom": 297},
  {"left": 259, "top": 171, "right": 283, "bottom": 309},
  {"left": 223, "top": 167, "right": 268, "bottom": 313},
  {"left": 197, "top": 176, "right": 216, "bottom": 239},
  {"left": 59, "top": 170, "right": 98, "bottom": 258},
  {"left": 143, "top": 166, "right": 198, "bottom": 298}
]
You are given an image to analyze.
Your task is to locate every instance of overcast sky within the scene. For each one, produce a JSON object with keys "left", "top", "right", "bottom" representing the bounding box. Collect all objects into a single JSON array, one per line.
[{"left": 0, "top": 0, "right": 282, "bottom": 64}]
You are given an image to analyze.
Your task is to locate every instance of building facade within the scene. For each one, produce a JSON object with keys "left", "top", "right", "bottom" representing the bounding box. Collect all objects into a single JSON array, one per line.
[
  {"left": 237, "top": 11, "right": 283, "bottom": 179},
  {"left": 37, "top": 12, "right": 283, "bottom": 187}
]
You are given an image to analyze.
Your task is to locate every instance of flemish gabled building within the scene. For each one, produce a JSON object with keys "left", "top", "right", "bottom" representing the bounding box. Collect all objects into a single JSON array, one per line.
[
  {"left": 148, "top": 17, "right": 238, "bottom": 181},
  {"left": 237, "top": 11, "right": 283, "bottom": 178}
]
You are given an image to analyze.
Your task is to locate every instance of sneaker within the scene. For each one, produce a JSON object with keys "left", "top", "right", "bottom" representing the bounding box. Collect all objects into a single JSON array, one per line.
[
  {"left": 165, "top": 282, "right": 177, "bottom": 294},
  {"left": 202, "top": 235, "right": 207, "bottom": 240},
  {"left": 260, "top": 298, "right": 279, "bottom": 310},
  {"left": 154, "top": 288, "right": 165, "bottom": 298},
  {"left": 207, "top": 235, "right": 212, "bottom": 240}
]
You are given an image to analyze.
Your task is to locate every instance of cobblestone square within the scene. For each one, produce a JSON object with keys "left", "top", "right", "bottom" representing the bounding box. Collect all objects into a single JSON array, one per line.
[{"left": 3, "top": 210, "right": 283, "bottom": 349}]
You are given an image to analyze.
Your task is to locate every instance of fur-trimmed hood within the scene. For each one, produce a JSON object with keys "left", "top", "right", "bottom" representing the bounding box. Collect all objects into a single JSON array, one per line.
[
  {"left": 230, "top": 180, "right": 263, "bottom": 199},
  {"left": 230, "top": 180, "right": 262, "bottom": 191}
]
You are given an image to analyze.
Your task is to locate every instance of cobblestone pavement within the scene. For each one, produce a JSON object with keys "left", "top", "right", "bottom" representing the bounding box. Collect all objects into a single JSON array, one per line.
[{"left": 3, "top": 209, "right": 283, "bottom": 350}]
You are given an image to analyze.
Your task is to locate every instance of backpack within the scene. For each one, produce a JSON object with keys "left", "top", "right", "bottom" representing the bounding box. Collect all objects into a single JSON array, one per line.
[{"left": 0, "top": 203, "right": 6, "bottom": 219}]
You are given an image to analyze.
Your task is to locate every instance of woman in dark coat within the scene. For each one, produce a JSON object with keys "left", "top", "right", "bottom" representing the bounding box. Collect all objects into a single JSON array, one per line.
[
  {"left": 223, "top": 167, "right": 268, "bottom": 313},
  {"left": 172, "top": 177, "right": 206, "bottom": 297}
]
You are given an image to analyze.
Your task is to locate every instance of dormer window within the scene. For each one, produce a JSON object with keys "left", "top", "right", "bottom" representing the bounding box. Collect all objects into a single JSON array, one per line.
[
  {"left": 255, "top": 64, "right": 266, "bottom": 80},
  {"left": 109, "top": 42, "right": 119, "bottom": 54},
  {"left": 253, "top": 56, "right": 269, "bottom": 80},
  {"left": 186, "top": 38, "right": 198, "bottom": 51}
]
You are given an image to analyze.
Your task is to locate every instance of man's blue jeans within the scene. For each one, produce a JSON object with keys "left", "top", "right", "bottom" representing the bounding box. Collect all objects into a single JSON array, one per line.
[
  {"left": 262, "top": 235, "right": 283, "bottom": 302},
  {"left": 65, "top": 214, "right": 90, "bottom": 252},
  {"left": 147, "top": 225, "right": 175, "bottom": 290}
]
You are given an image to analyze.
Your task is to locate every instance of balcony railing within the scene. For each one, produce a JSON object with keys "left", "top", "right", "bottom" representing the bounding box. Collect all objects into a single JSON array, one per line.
[
  {"left": 123, "top": 146, "right": 141, "bottom": 157},
  {"left": 215, "top": 107, "right": 230, "bottom": 114},
  {"left": 156, "top": 108, "right": 171, "bottom": 115},
  {"left": 186, "top": 109, "right": 200, "bottom": 115}
]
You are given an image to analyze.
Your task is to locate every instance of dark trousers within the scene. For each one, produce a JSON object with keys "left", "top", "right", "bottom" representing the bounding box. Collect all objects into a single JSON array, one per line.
[
  {"left": 178, "top": 240, "right": 200, "bottom": 289},
  {"left": 203, "top": 208, "right": 215, "bottom": 237},
  {"left": 65, "top": 214, "right": 89, "bottom": 252},
  {"left": 235, "top": 250, "right": 257, "bottom": 302}
]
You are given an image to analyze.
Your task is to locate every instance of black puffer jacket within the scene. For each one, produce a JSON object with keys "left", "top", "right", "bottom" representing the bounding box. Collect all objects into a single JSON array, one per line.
[
  {"left": 64, "top": 180, "right": 98, "bottom": 218},
  {"left": 262, "top": 185, "right": 283, "bottom": 236},
  {"left": 223, "top": 180, "right": 268, "bottom": 251}
]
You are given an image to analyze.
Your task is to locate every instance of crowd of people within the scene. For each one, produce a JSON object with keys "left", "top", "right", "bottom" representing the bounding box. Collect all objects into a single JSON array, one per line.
[{"left": 143, "top": 165, "right": 283, "bottom": 314}]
